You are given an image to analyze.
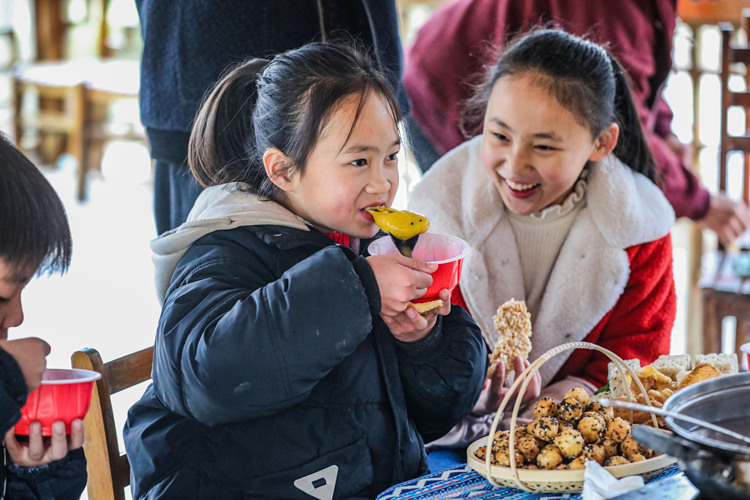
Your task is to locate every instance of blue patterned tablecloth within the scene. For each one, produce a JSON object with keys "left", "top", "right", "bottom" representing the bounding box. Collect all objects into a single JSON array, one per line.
[{"left": 377, "top": 464, "right": 684, "bottom": 500}]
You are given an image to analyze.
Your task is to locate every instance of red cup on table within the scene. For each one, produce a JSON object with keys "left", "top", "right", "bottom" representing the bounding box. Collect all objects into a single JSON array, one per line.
[
  {"left": 368, "top": 233, "right": 471, "bottom": 303},
  {"left": 741, "top": 343, "right": 750, "bottom": 371},
  {"left": 14, "top": 368, "right": 101, "bottom": 436}
]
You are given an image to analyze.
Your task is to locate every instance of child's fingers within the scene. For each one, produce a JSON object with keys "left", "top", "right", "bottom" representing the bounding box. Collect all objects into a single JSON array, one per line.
[
  {"left": 395, "top": 255, "right": 438, "bottom": 274},
  {"left": 68, "top": 419, "right": 84, "bottom": 450},
  {"left": 436, "top": 289, "right": 452, "bottom": 315},
  {"left": 512, "top": 356, "right": 527, "bottom": 375},
  {"left": 3, "top": 427, "right": 20, "bottom": 455},
  {"left": 27, "top": 422, "right": 45, "bottom": 462},
  {"left": 48, "top": 421, "right": 69, "bottom": 461}
]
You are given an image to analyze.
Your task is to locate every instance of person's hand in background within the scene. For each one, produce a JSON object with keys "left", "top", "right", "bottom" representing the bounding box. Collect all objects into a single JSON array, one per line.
[{"left": 701, "top": 193, "right": 750, "bottom": 246}]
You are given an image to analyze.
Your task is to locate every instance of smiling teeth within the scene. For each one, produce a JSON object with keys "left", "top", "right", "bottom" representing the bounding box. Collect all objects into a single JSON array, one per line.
[{"left": 507, "top": 180, "right": 538, "bottom": 191}]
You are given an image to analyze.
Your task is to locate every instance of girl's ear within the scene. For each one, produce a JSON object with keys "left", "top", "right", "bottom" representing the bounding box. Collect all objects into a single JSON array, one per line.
[
  {"left": 263, "top": 148, "right": 295, "bottom": 192},
  {"left": 589, "top": 123, "right": 620, "bottom": 162}
]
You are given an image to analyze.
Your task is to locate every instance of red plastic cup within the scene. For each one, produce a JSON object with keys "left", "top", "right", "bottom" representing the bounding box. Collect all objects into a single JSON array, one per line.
[
  {"left": 741, "top": 342, "right": 750, "bottom": 371},
  {"left": 14, "top": 368, "right": 101, "bottom": 436},
  {"left": 368, "top": 233, "right": 471, "bottom": 303}
]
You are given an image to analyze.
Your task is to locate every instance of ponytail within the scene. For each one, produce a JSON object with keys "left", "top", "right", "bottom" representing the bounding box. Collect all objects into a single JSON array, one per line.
[
  {"left": 189, "top": 58, "right": 275, "bottom": 197},
  {"left": 609, "top": 55, "right": 656, "bottom": 182}
]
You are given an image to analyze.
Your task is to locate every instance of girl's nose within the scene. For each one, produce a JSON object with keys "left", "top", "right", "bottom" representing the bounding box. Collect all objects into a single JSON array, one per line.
[
  {"left": 366, "top": 165, "right": 392, "bottom": 194},
  {"left": 506, "top": 148, "right": 530, "bottom": 175},
  {"left": 1, "top": 294, "right": 24, "bottom": 331}
]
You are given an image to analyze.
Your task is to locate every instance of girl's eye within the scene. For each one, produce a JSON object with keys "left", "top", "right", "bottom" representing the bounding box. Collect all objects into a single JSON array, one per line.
[
  {"left": 535, "top": 145, "right": 556, "bottom": 152},
  {"left": 493, "top": 132, "right": 510, "bottom": 142},
  {"left": 350, "top": 159, "right": 368, "bottom": 167},
  {"left": 386, "top": 151, "right": 399, "bottom": 162}
]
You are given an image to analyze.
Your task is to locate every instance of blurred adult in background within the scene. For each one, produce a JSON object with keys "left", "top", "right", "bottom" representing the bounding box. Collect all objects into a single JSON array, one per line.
[
  {"left": 135, "top": 0, "right": 408, "bottom": 235},
  {"left": 404, "top": 0, "right": 750, "bottom": 245}
]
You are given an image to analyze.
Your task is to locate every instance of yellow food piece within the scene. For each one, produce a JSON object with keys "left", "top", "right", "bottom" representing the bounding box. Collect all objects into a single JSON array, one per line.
[
  {"left": 365, "top": 206, "right": 430, "bottom": 240},
  {"left": 408, "top": 300, "right": 443, "bottom": 314},
  {"left": 677, "top": 362, "right": 723, "bottom": 391}
]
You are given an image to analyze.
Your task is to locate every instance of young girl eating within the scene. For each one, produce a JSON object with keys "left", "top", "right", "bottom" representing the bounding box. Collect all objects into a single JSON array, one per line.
[
  {"left": 124, "top": 42, "right": 486, "bottom": 499},
  {"left": 409, "top": 29, "right": 676, "bottom": 448}
]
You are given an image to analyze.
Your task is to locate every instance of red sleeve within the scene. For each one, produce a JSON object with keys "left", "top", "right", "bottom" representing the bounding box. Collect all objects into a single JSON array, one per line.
[
  {"left": 648, "top": 131, "right": 711, "bottom": 221},
  {"left": 555, "top": 235, "right": 676, "bottom": 387},
  {"left": 451, "top": 284, "right": 470, "bottom": 314}
]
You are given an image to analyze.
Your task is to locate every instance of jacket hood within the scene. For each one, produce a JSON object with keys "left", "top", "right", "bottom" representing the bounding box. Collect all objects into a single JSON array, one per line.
[{"left": 151, "top": 183, "right": 309, "bottom": 303}]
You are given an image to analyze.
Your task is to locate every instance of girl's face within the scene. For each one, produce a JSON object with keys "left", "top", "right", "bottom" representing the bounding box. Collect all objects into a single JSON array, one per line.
[
  {"left": 0, "top": 258, "right": 30, "bottom": 340},
  {"left": 268, "top": 91, "right": 400, "bottom": 239},
  {"left": 481, "top": 73, "right": 617, "bottom": 215}
]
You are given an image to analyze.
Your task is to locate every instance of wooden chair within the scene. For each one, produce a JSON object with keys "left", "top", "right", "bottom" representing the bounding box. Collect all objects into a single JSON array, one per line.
[
  {"left": 71, "top": 346, "right": 154, "bottom": 500},
  {"left": 12, "top": 0, "right": 143, "bottom": 201},
  {"left": 699, "top": 18, "right": 750, "bottom": 356},
  {"left": 79, "top": 58, "right": 144, "bottom": 200}
]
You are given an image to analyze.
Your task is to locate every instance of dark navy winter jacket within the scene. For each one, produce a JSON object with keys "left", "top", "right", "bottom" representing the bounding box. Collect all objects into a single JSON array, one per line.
[
  {"left": 124, "top": 225, "right": 486, "bottom": 499},
  {"left": 135, "top": 0, "right": 409, "bottom": 165}
]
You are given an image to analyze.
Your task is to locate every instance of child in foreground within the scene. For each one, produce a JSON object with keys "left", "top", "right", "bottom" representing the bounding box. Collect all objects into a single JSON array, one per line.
[
  {"left": 409, "top": 29, "right": 676, "bottom": 448},
  {"left": 0, "top": 135, "right": 86, "bottom": 499},
  {"left": 124, "top": 42, "right": 487, "bottom": 499}
]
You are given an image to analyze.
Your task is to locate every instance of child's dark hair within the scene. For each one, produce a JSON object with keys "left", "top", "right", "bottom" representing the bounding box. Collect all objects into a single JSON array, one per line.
[
  {"left": 189, "top": 40, "right": 401, "bottom": 198},
  {"left": 463, "top": 29, "right": 655, "bottom": 182},
  {"left": 0, "top": 134, "right": 72, "bottom": 277}
]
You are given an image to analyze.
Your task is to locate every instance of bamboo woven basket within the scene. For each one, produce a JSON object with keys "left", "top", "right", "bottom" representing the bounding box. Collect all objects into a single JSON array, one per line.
[{"left": 466, "top": 341, "right": 676, "bottom": 493}]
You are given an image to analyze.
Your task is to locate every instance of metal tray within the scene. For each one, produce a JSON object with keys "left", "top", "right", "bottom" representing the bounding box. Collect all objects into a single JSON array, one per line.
[{"left": 663, "top": 372, "right": 750, "bottom": 458}]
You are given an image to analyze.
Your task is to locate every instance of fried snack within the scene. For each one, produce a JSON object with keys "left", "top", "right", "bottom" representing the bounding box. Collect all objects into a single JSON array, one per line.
[
  {"left": 638, "top": 365, "right": 676, "bottom": 391},
  {"left": 604, "top": 417, "right": 631, "bottom": 443},
  {"left": 567, "top": 456, "right": 587, "bottom": 470},
  {"left": 621, "top": 434, "right": 648, "bottom": 460},
  {"left": 553, "top": 428, "right": 585, "bottom": 460},
  {"left": 605, "top": 456, "right": 630, "bottom": 467},
  {"left": 581, "top": 444, "right": 607, "bottom": 465},
  {"left": 516, "top": 434, "right": 543, "bottom": 463},
  {"left": 677, "top": 362, "right": 723, "bottom": 390},
  {"left": 408, "top": 299, "right": 444, "bottom": 314},
  {"left": 564, "top": 387, "right": 590, "bottom": 407},
  {"left": 537, "top": 444, "right": 564, "bottom": 470},
  {"left": 578, "top": 414, "right": 606, "bottom": 444},
  {"left": 600, "top": 438, "right": 619, "bottom": 458},
  {"left": 474, "top": 387, "right": 658, "bottom": 469},
  {"left": 557, "top": 397, "right": 584, "bottom": 423},
  {"left": 487, "top": 299, "right": 532, "bottom": 377},
  {"left": 494, "top": 446, "right": 525, "bottom": 467},
  {"left": 533, "top": 397, "right": 558, "bottom": 418},
  {"left": 528, "top": 416, "right": 560, "bottom": 441}
]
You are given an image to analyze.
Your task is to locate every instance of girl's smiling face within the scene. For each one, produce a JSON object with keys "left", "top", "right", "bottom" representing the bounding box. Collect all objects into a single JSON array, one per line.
[
  {"left": 481, "top": 73, "right": 618, "bottom": 215},
  {"left": 265, "top": 91, "right": 400, "bottom": 239}
]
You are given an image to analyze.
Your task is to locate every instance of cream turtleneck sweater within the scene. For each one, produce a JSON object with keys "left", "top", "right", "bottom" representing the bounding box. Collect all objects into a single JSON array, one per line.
[{"left": 506, "top": 172, "right": 588, "bottom": 320}]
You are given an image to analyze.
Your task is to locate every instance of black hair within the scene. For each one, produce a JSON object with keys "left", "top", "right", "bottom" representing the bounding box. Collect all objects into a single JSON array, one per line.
[
  {"left": 462, "top": 29, "right": 655, "bottom": 182},
  {"left": 0, "top": 134, "right": 72, "bottom": 277},
  {"left": 189, "top": 40, "right": 402, "bottom": 198}
]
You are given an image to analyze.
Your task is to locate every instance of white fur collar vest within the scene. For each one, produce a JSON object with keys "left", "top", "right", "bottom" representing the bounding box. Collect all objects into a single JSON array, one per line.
[{"left": 409, "top": 136, "right": 675, "bottom": 385}]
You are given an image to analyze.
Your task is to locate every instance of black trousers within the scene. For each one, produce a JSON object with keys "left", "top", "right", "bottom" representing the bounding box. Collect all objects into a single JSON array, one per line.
[{"left": 153, "top": 159, "right": 203, "bottom": 236}]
